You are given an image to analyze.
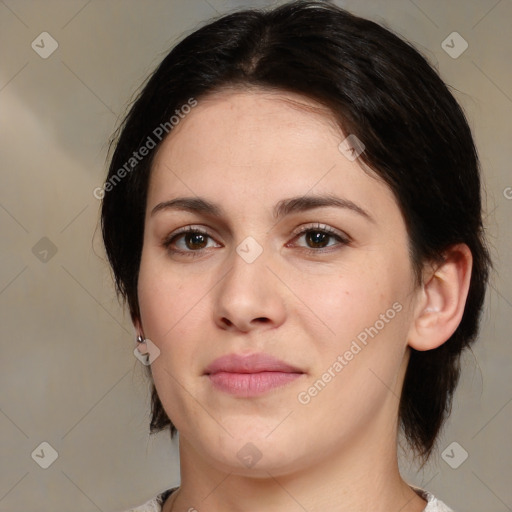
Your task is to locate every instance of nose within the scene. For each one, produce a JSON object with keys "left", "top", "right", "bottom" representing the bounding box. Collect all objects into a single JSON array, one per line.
[{"left": 213, "top": 246, "right": 287, "bottom": 333}]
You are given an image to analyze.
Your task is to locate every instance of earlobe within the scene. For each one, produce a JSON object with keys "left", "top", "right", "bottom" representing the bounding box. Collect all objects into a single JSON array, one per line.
[{"left": 408, "top": 244, "right": 473, "bottom": 351}]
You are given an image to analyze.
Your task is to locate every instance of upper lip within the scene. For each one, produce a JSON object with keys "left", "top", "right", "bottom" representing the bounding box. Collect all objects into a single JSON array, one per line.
[{"left": 204, "top": 353, "right": 304, "bottom": 374}]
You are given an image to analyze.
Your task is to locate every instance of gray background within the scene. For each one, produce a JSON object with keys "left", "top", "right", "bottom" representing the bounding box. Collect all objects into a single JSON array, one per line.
[{"left": 0, "top": 0, "right": 510, "bottom": 511}]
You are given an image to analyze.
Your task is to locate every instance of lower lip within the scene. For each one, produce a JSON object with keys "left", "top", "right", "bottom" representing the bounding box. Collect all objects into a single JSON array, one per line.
[{"left": 207, "top": 371, "right": 303, "bottom": 396}]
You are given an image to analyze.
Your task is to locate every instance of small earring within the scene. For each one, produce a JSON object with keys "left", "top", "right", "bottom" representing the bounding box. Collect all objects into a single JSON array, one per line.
[{"left": 136, "top": 335, "right": 145, "bottom": 343}]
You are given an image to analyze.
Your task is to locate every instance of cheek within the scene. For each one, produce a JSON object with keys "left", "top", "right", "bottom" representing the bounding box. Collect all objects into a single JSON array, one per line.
[
  {"left": 137, "top": 260, "right": 209, "bottom": 410},
  {"left": 138, "top": 268, "right": 206, "bottom": 340},
  {"left": 306, "top": 262, "right": 410, "bottom": 343}
]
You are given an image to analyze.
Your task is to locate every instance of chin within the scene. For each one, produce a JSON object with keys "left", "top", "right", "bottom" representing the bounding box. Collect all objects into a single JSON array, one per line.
[
  {"left": 194, "top": 427, "right": 309, "bottom": 477},
  {"left": 211, "top": 448, "right": 305, "bottom": 478}
]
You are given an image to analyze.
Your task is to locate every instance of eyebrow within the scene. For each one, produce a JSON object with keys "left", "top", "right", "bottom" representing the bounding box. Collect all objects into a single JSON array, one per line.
[{"left": 150, "top": 194, "right": 374, "bottom": 223}]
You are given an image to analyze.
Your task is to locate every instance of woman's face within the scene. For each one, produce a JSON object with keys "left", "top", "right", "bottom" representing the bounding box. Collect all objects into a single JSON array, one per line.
[{"left": 137, "top": 88, "right": 421, "bottom": 476}]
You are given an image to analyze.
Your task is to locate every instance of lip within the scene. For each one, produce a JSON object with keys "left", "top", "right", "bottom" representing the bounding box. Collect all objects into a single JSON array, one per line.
[
  {"left": 204, "top": 353, "right": 305, "bottom": 396},
  {"left": 205, "top": 353, "right": 303, "bottom": 374}
]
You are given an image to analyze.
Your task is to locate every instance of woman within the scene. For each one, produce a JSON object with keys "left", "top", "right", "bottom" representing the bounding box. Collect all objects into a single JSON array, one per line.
[{"left": 101, "top": 2, "right": 490, "bottom": 511}]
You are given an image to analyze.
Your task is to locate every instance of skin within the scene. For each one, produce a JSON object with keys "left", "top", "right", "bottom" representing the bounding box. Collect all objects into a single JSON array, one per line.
[{"left": 134, "top": 88, "right": 472, "bottom": 512}]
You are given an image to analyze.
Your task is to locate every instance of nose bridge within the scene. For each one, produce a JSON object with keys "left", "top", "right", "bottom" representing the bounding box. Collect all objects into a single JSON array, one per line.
[
  {"left": 213, "top": 236, "right": 285, "bottom": 331},
  {"left": 221, "top": 238, "right": 270, "bottom": 304}
]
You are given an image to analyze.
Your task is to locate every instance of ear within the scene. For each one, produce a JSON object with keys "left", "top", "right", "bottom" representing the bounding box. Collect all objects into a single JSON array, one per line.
[{"left": 408, "top": 243, "right": 473, "bottom": 351}]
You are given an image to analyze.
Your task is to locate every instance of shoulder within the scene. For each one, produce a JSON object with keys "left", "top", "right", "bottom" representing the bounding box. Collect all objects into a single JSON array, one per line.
[
  {"left": 413, "top": 487, "right": 455, "bottom": 512},
  {"left": 121, "top": 487, "right": 177, "bottom": 512}
]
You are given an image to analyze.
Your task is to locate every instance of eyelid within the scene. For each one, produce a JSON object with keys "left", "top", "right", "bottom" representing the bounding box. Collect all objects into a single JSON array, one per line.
[
  {"left": 290, "top": 222, "right": 350, "bottom": 242},
  {"left": 168, "top": 224, "right": 215, "bottom": 236},
  {"left": 162, "top": 225, "right": 222, "bottom": 245},
  {"left": 164, "top": 223, "right": 347, "bottom": 240}
]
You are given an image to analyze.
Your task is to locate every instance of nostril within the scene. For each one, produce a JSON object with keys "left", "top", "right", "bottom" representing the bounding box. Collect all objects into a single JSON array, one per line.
[{"left": 221, "top": 317, "right": 269, "bottom": 328}]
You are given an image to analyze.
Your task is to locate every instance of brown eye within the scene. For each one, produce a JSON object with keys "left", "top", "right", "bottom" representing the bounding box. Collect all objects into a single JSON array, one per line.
[
  {"left": 183, "top": 232, "right": 208, "bottom": 250},
  {"left": 162, "top": 227, "right": 221, "bottom": 257},
  {"left": 290, "top": 224, "right": 349, "bottom": 252},
  {"left": 305, "top": 230, "right": 331, "bottom": 248}
]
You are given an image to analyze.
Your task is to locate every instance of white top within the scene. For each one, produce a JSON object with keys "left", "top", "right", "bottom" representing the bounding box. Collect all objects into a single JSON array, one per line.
[{"left": 123, "top": 486, "right": 454, "bottom": 511}]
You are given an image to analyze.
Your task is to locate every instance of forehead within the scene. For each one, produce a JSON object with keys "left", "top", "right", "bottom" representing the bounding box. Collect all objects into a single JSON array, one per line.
[
  {"left": 154, "top": 87, "right": 343, "bottom": 165},
  {"left": 147, "top": 88, "right": 398, "bottom": 223}
]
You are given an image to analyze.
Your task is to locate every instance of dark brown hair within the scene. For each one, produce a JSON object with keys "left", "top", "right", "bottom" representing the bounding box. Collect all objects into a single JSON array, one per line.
[{"left": 101, "top": 0, "right": 490, "bottom": 461}]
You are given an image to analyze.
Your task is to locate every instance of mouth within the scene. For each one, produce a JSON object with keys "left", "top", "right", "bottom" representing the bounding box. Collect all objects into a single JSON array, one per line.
[{"left": 204, "top": 353, "right": 305, "bottom": 397}]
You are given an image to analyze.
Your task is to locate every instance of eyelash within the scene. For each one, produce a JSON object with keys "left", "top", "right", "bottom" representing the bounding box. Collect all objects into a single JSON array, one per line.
[{"left": 162, "top": 223, "right": 350, "bottom": 258}]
